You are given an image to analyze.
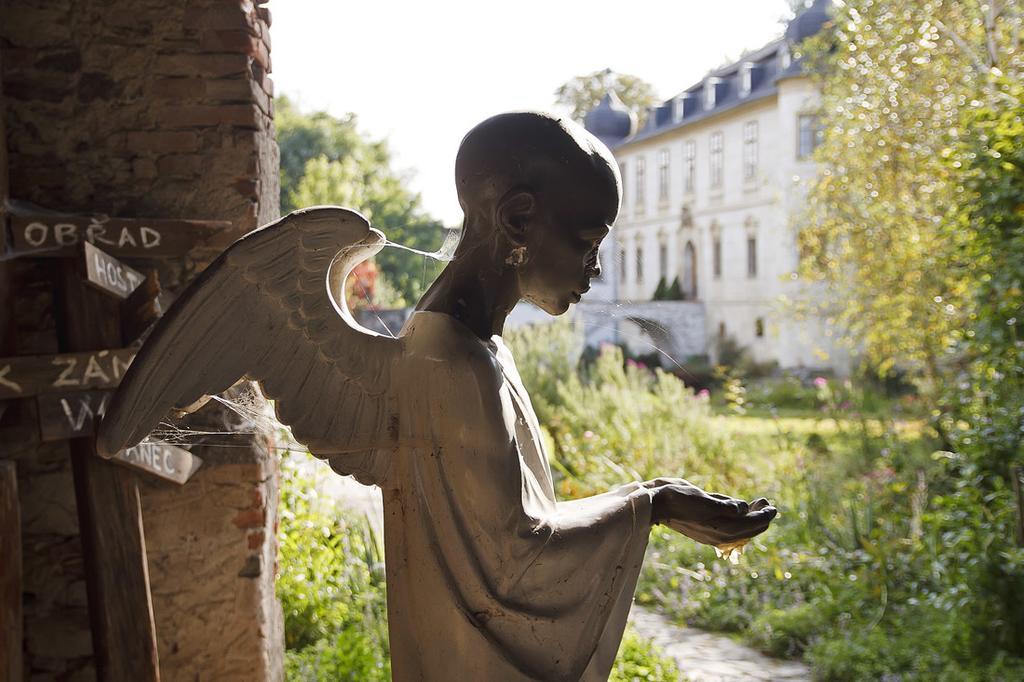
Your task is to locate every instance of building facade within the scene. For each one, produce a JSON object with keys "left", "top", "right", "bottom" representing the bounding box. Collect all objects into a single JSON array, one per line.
[{"left": 583, "top": 0, "right": 846, "bottom": 371}]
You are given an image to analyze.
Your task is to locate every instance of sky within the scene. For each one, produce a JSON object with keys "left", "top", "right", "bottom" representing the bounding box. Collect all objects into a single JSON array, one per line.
[{"left": 268, "top": 0, "right": 798, "bottom": 226}]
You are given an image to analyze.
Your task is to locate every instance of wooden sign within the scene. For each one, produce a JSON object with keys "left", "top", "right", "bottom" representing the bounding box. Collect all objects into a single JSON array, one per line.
[
  {"left": 0, "top": 348, "right": 135, "bottom": 400},
  {"left": 83, "top": 242, "right": 144, "bottom": 299},
  {"left": 110, "top": 441, "right": 202, "bottom": 485},
  {"left": 7, "top": 213, "right": 233, "bottom": 258},
  {"left": 36, "top": 390, "right": 111, "bottom": 441}
]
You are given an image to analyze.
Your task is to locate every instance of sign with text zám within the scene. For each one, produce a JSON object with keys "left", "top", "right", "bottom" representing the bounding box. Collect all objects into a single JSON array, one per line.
[{"left": 0, "top": 349, "right": 134, "bottom": 400}]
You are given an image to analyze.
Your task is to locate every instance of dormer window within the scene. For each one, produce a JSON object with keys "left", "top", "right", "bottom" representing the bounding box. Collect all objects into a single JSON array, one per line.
[
  {"left": 780, "top": 46, "right": 792, "bottom": 70},
  {"left": 704, "top": 78, "right": 720, "bottom": 110},
  {"left": 740, "top": 63, "right": 753, "bottom": 97}
]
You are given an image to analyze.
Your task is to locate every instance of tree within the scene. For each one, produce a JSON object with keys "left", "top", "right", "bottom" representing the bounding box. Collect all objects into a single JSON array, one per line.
[
  {"left": 796, "top": 0, "right": 1020, "bottom": 399},
  {"left": 554, "top": 68, "right": 658, "bottom": 126},
  {"left": 795, "top": 0, "right": 1024, "bottom": 663},
  {"left": 276, "top": 96, "right": 447, "bottom": 307}
]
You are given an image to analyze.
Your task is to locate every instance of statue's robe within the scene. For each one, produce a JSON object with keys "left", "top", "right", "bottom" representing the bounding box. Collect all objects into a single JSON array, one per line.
[{"left": 342, "top": 311, "right": 654, "bottom": 681}]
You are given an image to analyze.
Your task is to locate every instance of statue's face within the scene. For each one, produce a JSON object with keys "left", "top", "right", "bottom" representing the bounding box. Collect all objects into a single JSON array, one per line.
[{"left": 518, "top": 170, "right": 619, "bottom": 315}]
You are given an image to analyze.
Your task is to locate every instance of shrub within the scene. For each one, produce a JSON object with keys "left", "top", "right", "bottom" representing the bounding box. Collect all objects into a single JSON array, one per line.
[
  {"left": 277, "top": 454, "right": 390, "bottom": 680},
  {"left": 610, "top": 627, "right": 682, "bottom": 682}
]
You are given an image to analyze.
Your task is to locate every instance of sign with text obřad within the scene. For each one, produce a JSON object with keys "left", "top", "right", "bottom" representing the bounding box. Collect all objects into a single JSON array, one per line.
[
  {"left": 0, "top": 348, "right": 135, "bottom": 400},
  {"left": 8, "top": 214, "right": 233, "bottom": 258},
  {"left": 110, "top": 441, "right": 202, "bottom": 485},
  {"left": 83, "top": 242, "right": 144, "bottom": 300}
]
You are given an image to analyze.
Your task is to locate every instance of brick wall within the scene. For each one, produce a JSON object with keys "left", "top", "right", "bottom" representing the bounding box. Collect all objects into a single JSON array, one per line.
[{"left": 0, "top": 1, "right": 282, "bottom": 679}]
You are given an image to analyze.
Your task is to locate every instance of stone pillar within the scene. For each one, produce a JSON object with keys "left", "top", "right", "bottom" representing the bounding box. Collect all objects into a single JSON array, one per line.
[{"left": 0, "top": 0, "right": 283, "bottom": 679}]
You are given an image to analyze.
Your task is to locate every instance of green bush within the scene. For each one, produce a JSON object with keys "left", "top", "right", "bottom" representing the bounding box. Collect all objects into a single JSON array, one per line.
[
  {"left": 277, "top": 454, "right": 390, "bottom": 681},
  {"left": 610, "top": 627, "right": 683, "bottom": 682}
]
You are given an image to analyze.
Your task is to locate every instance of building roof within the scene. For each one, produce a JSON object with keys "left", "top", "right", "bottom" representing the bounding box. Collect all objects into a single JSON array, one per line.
[
  {"left": 588, "top": 1, "right": 832, "bottom": 150},
  {"left": 584, "top": 91, "right": 637, "bottom": 146}
]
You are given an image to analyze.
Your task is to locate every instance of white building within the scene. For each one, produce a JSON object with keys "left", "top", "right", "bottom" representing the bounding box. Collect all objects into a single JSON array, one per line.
[{"left": 580, "top": 0, "right": 846, "bottom": 372}]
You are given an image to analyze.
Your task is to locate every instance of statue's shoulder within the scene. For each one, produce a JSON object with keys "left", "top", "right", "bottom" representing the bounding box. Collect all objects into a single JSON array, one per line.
[{"left": 400, "top": 311, "right": 503, "bottom": 393}]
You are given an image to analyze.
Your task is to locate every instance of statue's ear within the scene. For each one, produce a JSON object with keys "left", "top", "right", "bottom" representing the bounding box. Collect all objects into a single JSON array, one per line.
[{"left": 495, "top": 189, "right": 536, "bottom": 247}]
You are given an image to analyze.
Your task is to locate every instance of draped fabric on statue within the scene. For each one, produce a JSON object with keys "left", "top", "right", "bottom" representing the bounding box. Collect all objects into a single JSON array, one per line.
[
  {"left": 383, "top": 312, "right": 653, "bottom": 682},
  {"left": 96, "top": 207, "right": 655, "bottom": 681}
]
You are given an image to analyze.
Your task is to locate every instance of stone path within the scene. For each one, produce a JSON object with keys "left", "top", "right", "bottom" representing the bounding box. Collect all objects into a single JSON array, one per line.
[
  {"left": 628, "top": 605, "right": 811, "bottom": 682},
  {"left": 310, "top": 460, "right": 812, "bottom": 682}
]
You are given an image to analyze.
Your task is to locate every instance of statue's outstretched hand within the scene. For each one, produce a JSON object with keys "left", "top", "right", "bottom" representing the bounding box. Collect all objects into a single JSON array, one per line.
[{"left": 647, "top": 478, "right": 777, "bottom": 546}]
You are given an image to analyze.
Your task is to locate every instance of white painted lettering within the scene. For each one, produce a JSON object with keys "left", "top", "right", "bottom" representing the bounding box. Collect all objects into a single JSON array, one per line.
[
  {"left": 60, "top": 396, "right": 96, "bottom": 431},
  {"left": 0, "top": 365, "right": 21, "bottom": 393},
  {"left": 140, "top": 226, "right": 161, "bottom": 248},
  {"left": 52, "top": 357, "right": 79, "bottom": 387},
  {"left": 162, "top": 450, "right": 176, "bottom": 474},
  {"left": 118, "top": 228, "right": 137, "bottom": 248},
  {"left": 23, "top": 222, "right": 48, "bottom": 247},
  {"left": 93, "top": 252, "right": 109, "bottom": 285},
  {"left": 111, "top": 354, "right": 132, "bottom": 380},
  {"left": 82, "top": 355, "right": 110, "bottom": 383},
  {"left": 54, "top": 223, "right": 78, "bottom": 246}
]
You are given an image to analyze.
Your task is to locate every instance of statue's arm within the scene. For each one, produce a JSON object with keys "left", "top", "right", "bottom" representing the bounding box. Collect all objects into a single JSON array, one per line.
[{"left": 557, "top": 477, "right": 777, "bottom": 546}]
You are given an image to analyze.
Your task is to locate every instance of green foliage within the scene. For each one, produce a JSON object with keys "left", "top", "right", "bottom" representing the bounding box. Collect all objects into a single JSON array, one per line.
[
  {"left": 651, "top": 277, "right": 684, "bottom": 301},
  {"left": 652, "top": 277, "right": 668, "bottom": 301},
  {"left": 554, "top": 68, "right": 658, "bottom": 126},
  {"left": 505, "top": 314, "right": 1022, "bottom": 677},
  {"left": 666, "top": 277, "right": 683, "bottom": 301},
  {"left": 277, "top": 454, "right": 390, "bottom": 680},
  {"left": 276, "top": 96, "right": 447, "bottom": 305},
  {"left": 503, "top": 316, "right": 583, "bottom": 424},
  {"left": 609, "top": 627, "right": 683, "bottom": 682},
  {"left": 790, "top": 0, "right": 1024, "bottom": 672}
]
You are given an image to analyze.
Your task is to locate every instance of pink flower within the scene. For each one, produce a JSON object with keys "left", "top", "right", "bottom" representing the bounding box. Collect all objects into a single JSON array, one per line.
[
  {"left": 583, "top": 430, "right": 594, "bottom": 440},
  {"left": 626, "top": 359, "right": 638, "bottom": 367},
  {"left": 697, "top": 389, "right": 711, "bottom": 399},
  {"left": 813, "top": 377, "right": 828, "bottom": 388}
]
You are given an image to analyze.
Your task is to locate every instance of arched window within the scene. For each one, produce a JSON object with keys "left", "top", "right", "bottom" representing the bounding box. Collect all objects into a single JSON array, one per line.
[{"left": 682, "top": 241, "right": 697, "bottom": 300}]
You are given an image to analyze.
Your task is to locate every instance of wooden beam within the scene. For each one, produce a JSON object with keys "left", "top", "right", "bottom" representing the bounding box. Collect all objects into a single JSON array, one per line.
[
  {"left": 0, "top": 348, "right": 135, "bottom": 400},
  {"left": 8, "top": 213, "right": 232, "bottom": 258},
  {"left": 56, "top": 259, "right": 159, "bottom": 682},
  {"left": 0, "top": 461, "right": 21, "bottom": 682}
]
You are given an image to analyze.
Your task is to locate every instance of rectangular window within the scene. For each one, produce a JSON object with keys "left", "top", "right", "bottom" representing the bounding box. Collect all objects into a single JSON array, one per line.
[
  {"left": 755, "top": 317, "right": 765, "bottom": 338},
  {"left": 713, "top": 237, "right": 722, "bottom": 278},
  {"left": 635, "top": 246, "right": 644, "bottom": 284},
  {"left": 747, "top": 236, "right": 757, "bottom": 277},
  {"left": 683, "top": 140, "right": 696, "bottom": 193},
  {"left": 619, "top": 247, "right": 627, "bottom": 284},
  {"left": 798, "top": 114, "right": 823, "bottom": 159},
  {"left": 659, "top": 243, "right": 668, "bottom": 280},
  {"left": 635, "top": 157, "right": 646, "bottom": 206},
  {"left": 658, "top": 149, "right": 670, "bottom": 202},
  {"left": 743, "top": 121, "right": 759, "bottom": 181},
  {"left": 710, "top": 132, "right": 724, "bottom": 189}
]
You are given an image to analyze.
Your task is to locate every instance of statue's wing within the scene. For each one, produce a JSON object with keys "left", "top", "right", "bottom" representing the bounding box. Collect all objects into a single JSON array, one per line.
[{"left": 96, "top": 206, "right": 403, "bottom": 470}]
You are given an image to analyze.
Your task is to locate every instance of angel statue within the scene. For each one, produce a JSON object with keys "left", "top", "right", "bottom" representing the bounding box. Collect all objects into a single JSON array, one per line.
[{"left": 97, "top": 112, "right": 777, "bottom": 681}]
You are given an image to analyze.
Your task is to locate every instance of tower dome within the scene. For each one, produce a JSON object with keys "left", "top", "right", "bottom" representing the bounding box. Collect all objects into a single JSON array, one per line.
[
  {"left": 786, "top": 0, "right": 832, "bottom": 45},
  {"left": 583, "top": 91, "right": 637, "bottom": 147}
]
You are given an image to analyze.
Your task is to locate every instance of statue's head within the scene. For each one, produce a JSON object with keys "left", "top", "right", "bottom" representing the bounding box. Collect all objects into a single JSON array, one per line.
[{"left": 455, "top": 112, "right": 621, "bottom": 315}]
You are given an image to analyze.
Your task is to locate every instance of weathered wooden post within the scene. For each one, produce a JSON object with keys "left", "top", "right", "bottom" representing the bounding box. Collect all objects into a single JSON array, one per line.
[
  {"left": 55, "top": 254, "right": 161, "bottom": 682},
  {"left": 0, "top": 461, "right": 21, "bottom": 682}
]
